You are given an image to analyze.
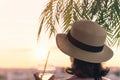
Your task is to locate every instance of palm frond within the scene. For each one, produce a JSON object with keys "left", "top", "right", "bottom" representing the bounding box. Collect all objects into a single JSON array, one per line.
[{"left": 38, "top": 0, "right": 120, "bottom": 46}]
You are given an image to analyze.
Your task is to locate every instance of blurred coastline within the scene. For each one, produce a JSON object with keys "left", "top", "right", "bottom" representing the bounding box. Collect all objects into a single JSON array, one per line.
[{"left": 0, "top": 66, "right": 120, "bottom": 80}]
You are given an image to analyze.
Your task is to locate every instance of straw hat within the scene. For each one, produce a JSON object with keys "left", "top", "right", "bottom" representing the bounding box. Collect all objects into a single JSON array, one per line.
[{"left": 56, "top": 20, "right": 113, "bottom": 63}]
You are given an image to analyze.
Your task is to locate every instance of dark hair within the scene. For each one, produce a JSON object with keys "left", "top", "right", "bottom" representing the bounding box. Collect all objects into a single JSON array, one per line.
[{"left": 65, "top": 58, "right": 109, "bottom": 80}]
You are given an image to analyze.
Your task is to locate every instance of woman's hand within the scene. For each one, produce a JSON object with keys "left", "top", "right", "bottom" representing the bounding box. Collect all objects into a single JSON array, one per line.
[
  {"left": 34, "top": 72, "right": 55, "bottom": 80},
  {"left": 48, "top": 75, "right": 55, "bottom": 80},
  {"left": 34, "top": 72, "right": 42, "bottom": 80}
]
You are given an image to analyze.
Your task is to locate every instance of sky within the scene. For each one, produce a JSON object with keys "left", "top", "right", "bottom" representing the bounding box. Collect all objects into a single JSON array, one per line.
[
  {"left": 0, "top": 0, "right": 71, "bottom": 68},
  {"left": 0, "top": 0, "right": 120, "bottom": 69},
  {"left": 0, "top": 0, "right": 44, "bottom": 50},
  {"left": 0, "top": 0, "right": 48, "bottom": 68}
]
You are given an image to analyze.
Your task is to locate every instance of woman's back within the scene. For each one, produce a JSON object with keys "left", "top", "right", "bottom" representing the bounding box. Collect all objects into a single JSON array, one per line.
[{"left": 66, "top": 76, "right": 111, "bottom": 80}]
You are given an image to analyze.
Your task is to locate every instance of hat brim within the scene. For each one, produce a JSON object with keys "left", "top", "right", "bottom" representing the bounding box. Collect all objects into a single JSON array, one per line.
[{"left": 56, "top": 34, "right": 113, "bottom": 63}]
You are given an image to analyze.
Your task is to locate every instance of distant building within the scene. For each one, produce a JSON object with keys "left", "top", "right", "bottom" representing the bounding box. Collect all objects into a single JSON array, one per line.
[{"left": 0, "top": 68, "right": 37, "bottom": 80}]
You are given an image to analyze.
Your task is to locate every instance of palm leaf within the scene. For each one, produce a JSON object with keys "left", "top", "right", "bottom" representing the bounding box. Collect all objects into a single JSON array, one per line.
[{"left": 38, "top": 0, "right": 120, "bottom": 46}]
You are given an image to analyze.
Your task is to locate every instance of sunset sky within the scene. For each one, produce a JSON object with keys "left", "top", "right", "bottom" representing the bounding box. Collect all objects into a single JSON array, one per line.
[
  {"left": 0, "top": 0, "right": 71, "bottom": 68},
  {"left": 0, "top": 0, "right": 120, "bottom": 69}
]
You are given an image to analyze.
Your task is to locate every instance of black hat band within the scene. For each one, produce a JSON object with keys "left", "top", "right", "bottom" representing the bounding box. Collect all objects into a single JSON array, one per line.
[{"left": 67, "top": 31, "right": 104, "bottom": 52}]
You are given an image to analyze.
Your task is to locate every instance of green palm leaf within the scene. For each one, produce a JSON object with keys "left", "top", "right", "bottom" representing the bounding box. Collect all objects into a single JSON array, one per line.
[{"left": 38, "top": 0, "right": 120, "bottom": 47}]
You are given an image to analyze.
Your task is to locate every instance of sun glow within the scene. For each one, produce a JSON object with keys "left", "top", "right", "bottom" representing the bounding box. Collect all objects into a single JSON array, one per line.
[
  {"left": 35, "top": 45, "right": 46, "bottom": 58},
  {"left": 34, "top": 34, "right": 51, "bottom": 61},
  {"left": 35, "top": 43, "right": 49, "bottom": 60}
]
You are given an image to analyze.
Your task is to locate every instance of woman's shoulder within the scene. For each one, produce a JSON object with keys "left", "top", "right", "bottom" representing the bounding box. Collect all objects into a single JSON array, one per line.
[
  {"left": 102, "top": 77, "right": 111, "bottom": 80},
  {"left": 66, "top": 76, "right": 111, "bottom": 80},
  {"left": 66, "top": 76, "right": 80, "bottom": 80},
  {"left": 66, "top": 76, "right": 93, "bottom": 80}
]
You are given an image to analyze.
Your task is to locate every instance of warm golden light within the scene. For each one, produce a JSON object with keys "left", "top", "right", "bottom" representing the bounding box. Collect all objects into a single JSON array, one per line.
[
  {"left": 0, "top": 0, "right": 120, "bottom": 69},
  {"left": 35, "top": 43, "right": 49, "bottom": 60}
]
